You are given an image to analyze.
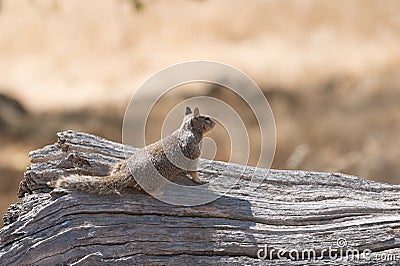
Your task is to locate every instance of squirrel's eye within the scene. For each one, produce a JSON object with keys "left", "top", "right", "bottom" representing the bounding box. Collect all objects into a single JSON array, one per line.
[{"left": 205, "top": 117, "right": 210, "bottom": 121}]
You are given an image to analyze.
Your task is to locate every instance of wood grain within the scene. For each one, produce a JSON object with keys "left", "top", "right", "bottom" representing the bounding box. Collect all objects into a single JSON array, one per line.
[{"left": 1, "top": 130, "right": 400, "bottom": 265}]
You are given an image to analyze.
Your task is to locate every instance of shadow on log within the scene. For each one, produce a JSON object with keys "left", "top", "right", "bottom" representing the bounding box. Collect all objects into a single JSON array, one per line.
[{"left": 1, "top": 131, "right": 400, "bottom": 265}]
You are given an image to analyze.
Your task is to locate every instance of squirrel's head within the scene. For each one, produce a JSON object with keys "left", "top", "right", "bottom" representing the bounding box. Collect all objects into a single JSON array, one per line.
[{"left": 183, "top": 106, "right": 215, "bottom": 136}]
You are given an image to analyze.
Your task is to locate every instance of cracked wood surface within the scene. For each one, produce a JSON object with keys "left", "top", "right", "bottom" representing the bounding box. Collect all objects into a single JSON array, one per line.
[{"left": 1, "top": 130, "right": 400, "bottom": 265}]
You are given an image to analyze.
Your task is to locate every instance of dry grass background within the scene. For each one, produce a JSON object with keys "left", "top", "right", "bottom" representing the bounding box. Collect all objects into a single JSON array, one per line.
[{"left": 1, "top": 0, "right": 400, "bottom": 226}]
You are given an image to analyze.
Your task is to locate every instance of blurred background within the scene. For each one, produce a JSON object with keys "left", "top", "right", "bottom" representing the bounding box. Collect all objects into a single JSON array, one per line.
[{"left": 1, "top": 0, "right": 400, "bottom": 226}]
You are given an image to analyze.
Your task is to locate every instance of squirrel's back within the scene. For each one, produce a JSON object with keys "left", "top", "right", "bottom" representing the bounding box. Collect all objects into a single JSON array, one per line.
[{"left": 49, "top": 107, "right": 215, "bottom": 195}]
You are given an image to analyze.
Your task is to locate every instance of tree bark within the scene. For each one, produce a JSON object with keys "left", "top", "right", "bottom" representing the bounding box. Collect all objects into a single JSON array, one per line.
[{"left": 1, "top": 130, "right": 400, "bottom": 265}]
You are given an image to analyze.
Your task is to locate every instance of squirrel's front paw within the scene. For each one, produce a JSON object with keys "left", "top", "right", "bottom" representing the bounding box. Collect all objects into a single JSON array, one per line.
[{"left": 190, "top": 172, "right": 208, "bottom": 184}]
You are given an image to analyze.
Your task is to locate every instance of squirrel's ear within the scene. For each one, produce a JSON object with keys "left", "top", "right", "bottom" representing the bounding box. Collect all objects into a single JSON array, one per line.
[
  {"left": 185, "top": 106, "right": 192, "bottom": 116},
  {"left": 194, "top": 107, "right": 200, "bottom": 117}
]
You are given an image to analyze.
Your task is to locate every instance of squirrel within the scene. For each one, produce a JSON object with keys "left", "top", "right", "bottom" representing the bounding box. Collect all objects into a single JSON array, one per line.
[{"left": 49, "top": 107, "right": 216, "bottom": 195}]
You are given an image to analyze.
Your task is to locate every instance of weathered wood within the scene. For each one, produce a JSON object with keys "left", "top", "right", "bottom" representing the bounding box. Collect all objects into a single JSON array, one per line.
[{"left": 1, "top": 130, "right": 400, "bottom": 265}]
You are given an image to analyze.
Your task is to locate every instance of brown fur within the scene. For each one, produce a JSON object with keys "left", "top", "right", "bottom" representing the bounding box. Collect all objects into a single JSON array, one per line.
[{"left": 49, "top": 107, "right": 215, "bottom": 195}]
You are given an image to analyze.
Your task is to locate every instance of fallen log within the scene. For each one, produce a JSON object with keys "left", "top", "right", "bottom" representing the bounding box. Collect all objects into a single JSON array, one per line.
[{"left": 1, "top": 130, "right": 400, "bottom": 265}]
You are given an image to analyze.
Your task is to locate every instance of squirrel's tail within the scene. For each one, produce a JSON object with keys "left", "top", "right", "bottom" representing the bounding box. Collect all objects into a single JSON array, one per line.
[{"left": 48, "top": 174, "right": 127, "bottom": 195}]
